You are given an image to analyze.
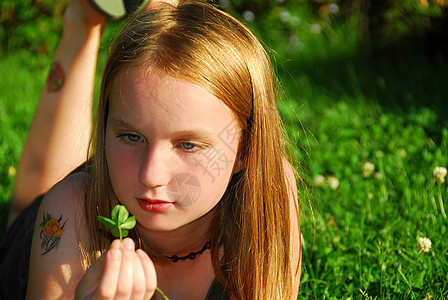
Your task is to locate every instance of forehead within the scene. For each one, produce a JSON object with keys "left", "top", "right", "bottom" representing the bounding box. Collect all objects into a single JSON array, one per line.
[{"left": 108, "top": 67, "right": 239, "bottom": 132}]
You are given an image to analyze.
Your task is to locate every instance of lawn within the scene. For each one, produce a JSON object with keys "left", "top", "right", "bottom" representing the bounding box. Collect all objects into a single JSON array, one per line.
[{"left": 1, "top": 1, "right": 448, "bottom": 298}]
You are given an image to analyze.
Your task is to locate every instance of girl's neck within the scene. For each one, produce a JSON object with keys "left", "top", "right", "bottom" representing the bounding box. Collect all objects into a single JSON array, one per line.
[{"left": 135, "top": 208, "right": 215, "bottom": 257}]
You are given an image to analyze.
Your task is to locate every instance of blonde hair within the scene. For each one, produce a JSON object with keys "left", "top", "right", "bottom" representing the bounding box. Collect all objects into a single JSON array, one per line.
[{"left": 85, "top": 1, "right": 298, "bottom": 298}]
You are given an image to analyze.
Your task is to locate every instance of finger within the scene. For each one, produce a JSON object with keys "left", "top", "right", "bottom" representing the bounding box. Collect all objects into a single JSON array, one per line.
[
  {"left": 115, "top": 238, "right": 136, "bottom": 299},
  {"left": 136, "top": 249, "right": 157, "bottom": 299},
  {"left": 94, "top": 239, "right": 122, "bottom": 299},
  {"left": 75, "top": 253, "right": 107, "bottom": 298},
  {"left": 130, "top": 251, "right": 146, "bottom": 299}
]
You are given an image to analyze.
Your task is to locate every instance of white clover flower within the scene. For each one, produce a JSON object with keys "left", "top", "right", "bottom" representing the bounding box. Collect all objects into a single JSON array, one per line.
[
  {"left": 417, "top": 237, "right": 432, "bottom": 253},
  {"left": 327, "top": 176, "right": 339, "bottom": 190},
  {"left": 362, "top": 162, "right": 375, "bottom": 178},
  {"left": 396, "top": 148, "right": 407, "bottom": 159},
  {"left": 374, "top": 172, "right": 383, "bottom": 180},
  {"left": 8, "top": 166, "right": 16, "bottom": 177},
  {"left": 313, "top": 175, "right": 326, "bottom": 187},
  {"left": 310, "top": 23, "right": 321, "bottom": 34},
  {"left": 280, "top": 10, "right": 290, "bottom": 22},
  {"left": 329, "top": 3, "right": 339, "bottom": 14},
  {"left": 366, "top": 192, "right": 373, "bottom": 200},
  {"left": 433, "top": 166, "right": 447, "bottom": 183},
  {"left": 242, "top": 10, "right": 255, "bottom": 22}
]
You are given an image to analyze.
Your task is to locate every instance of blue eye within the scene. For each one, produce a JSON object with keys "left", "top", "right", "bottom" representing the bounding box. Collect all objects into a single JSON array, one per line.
[
  {"left": 180, "top": 142, "right": 196, "bottom": 151},
  {"left": 121, "top": 133, "right": 143, "bottom": 143}
]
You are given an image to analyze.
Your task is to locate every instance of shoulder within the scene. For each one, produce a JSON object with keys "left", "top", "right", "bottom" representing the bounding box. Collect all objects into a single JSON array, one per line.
[
  {"left": 282, "top": 158, "right": 302, "bottom": 296},
  {"left": 45, "top": 171, "right": 89, "bottom": 204},
  {"left": 282, "top": 158, "right": 298, "bottom": 200},
  {"left": 27, "top": 172, "right": 90, "bottom": 299},
  {"left": 36, "top": 171, "right": 89, "bottom": 232}
]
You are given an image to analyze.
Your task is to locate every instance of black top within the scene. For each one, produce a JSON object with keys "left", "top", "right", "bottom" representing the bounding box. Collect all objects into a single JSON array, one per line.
[
  {"left": 205, "top": 279, "right": 231, "bottom": 300},
  {"left": 0, "top": 194, "right": 43, "bottom": 300}
]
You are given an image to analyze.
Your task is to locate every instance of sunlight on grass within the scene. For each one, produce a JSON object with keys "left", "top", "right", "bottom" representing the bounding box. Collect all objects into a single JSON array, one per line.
[{"left": 279, "top": 92, "right": 448, "bottom": 298}]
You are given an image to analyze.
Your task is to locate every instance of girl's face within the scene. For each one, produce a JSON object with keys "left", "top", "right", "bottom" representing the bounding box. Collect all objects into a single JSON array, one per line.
[{"left": 105, "top": 67, "right": 241, "bottom": 234}]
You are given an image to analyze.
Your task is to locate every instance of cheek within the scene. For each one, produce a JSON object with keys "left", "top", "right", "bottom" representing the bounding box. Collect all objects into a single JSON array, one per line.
[
  {"left": 189, "top": 141, "right": 238, "bottom": 177},
  {"left": 173, "top": 147, "right": 237, "bottom": 207},
  {"left": 166, "top": 172, "right": 202, "bottom": 206},
  {"left": 105, "top": 139, "right": 138, "bottom": 188}
]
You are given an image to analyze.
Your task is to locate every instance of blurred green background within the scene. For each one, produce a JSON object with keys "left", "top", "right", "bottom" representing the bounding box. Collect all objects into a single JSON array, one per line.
[{"left": 1, "top": 0, "right": 448, "bottom": 298}]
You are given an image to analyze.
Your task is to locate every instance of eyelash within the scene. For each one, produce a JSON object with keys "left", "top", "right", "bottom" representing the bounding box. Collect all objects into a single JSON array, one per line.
[
  {"left": 117, "top": 133, "right": 207, "bottom": 153},
  {"left": 117, "top": 133, "right": 144, "bottom": 144},
  {"left": 176, "top": 141, "right": 207, "bottom": 153}
]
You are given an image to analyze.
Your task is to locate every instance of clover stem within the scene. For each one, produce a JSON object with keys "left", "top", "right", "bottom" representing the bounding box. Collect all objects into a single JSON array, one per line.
[
  {"left": 119, "top": 227, "right": 123, "bottom": 241},
  {"left": 156, "top": 287, "right": 170, "bottom": 300},
  {"left": 438, "top": 185, "right": 447, "bottom": 220}
]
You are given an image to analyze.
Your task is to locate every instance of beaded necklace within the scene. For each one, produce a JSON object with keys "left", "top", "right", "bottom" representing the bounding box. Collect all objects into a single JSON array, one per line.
[{"left": 166, "top": 241, "right": 211, "bottom": 262}]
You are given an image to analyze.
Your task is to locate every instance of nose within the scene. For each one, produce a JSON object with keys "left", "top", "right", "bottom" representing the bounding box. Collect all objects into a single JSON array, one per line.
[{"left": 138, "top": 144, "right": 172, "bottom": 188}]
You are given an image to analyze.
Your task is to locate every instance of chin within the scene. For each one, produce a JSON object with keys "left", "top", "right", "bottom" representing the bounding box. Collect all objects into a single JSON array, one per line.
[{"left": 137, "top": 218, "right": 186, "bottom": 232}]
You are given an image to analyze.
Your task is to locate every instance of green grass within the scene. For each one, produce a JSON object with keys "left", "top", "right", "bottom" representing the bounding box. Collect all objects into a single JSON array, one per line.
[
  {"left": 274, "top": 43, "right": 448, "bottom": 299},
  {"left": 0, "top": 50, "right": 53, "bottom": 229},
  {"left": 284, "top": 97, "right": 448, "bottom": 298},
  {"left": 1, "top": 6, "right": 448, "bottom": 299},
  {"left": 269, "top": 18, "right": 448, "bottom": 297}
]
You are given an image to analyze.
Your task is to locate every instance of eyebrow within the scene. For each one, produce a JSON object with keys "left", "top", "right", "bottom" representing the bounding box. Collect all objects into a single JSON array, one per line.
[
  {"left": 109, "top": 118, "right": 135, "bottom": 130},
  {"left": 172, "top": 129, "right": 215, "bottom": 140}
]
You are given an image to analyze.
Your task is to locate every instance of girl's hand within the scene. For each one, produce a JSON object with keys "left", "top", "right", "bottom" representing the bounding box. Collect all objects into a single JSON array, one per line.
[
  {"left": 146, "top": 0, "right": 179, "bottom": 10},
  {"left": 63, "top": 0, "right": 107, "bottom": 38},
  {"left": 75, "top": 238, "right": 157, "bottom": 300}
]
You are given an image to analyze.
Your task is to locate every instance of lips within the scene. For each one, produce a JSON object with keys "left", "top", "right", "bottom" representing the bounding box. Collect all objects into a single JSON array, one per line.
[{"left": 137, "top": 198, "right": 174, "bottom": 213}]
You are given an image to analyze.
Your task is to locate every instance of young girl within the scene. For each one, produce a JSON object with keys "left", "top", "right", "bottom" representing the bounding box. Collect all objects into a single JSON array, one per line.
[{"left": 24, "top": 0, "right": 301, "bottom": 299}]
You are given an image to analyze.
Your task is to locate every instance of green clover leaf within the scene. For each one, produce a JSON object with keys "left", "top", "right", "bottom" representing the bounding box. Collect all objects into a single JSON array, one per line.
[
  {"left": 116, "top": 205, "right": 129, "bottom": 224},
  {"left": 97, "top": 216, "right": 116, "bottom": 229},
  {"left": 97, "top": 205, "right": 136, "bottom": 241},
  {"left": 121, "top": 216, "right": 136, "bottom": 230}
]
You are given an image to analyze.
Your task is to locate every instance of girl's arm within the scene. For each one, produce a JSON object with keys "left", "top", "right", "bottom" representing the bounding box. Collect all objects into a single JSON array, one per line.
[
  {"left": 27, "top": 172, "right": 90, "bottom": 299},
  {"left": 9, "top": 0, "right": 106, "bottom": 226},
  {"left": 26, "top": 173, "right": 157, "bottom": 299},
  {"left": 284, "top": 159, "right": 302, "bottom": 298}
]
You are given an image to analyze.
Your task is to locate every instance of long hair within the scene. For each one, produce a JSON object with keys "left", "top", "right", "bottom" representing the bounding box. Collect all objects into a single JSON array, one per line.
[{"left": 85, "top": 1, "right": 298, "bottom": 298}]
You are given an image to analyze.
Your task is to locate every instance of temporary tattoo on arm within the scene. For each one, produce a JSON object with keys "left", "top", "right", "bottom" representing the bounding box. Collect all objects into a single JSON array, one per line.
[
  {"left": 39, "top": 213, "right": 67, "bottom": 255},
  {"left": 46, "top": 61, "right": 64, "bottom": 91}
]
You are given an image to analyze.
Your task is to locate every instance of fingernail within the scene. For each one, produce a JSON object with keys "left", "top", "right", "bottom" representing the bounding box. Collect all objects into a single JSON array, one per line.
[
  {"left": 110, "top": 248, "right": 121, "bottom": 260},
  {"left": 111, "top": 239, "right": 121, "bottom": 249},
  {"left": 136, "top": 249, "right": 146, "bottom": 258},
  {"left": 122, "top": 238, "right": 134, "bottom": 250}
]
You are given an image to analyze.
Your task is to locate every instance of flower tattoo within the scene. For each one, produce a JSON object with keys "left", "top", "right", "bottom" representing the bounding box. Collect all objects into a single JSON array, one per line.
[
  {"left": 39, "top": 213, "right": 66, "bottom": 255},
  {"left": 46, "top": 61, "right": 65, "bottom": 91}
]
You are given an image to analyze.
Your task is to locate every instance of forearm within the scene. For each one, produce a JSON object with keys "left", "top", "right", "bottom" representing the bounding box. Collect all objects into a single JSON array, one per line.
[{"left": 11, "top": 12, "right": 104, "bottom": 220}]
